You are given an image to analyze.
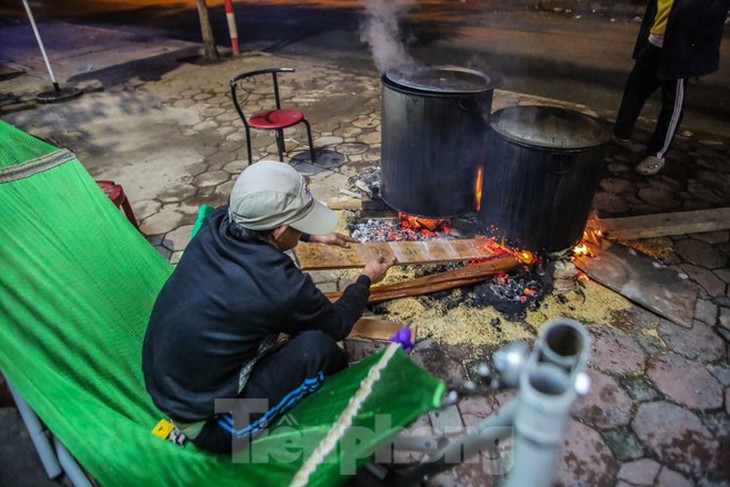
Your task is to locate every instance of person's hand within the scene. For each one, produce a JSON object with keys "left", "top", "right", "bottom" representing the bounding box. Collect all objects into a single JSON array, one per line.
[
  {"left": 362, "top": 255, "right": 396, "bottom": 284},
  {"left": 310, "top": 232, "right": 359, "bottom": 248}
]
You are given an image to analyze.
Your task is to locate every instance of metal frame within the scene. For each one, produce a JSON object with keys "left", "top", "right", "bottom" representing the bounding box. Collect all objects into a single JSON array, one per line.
[
  {"left": 8, "top": 382, "right": 94, "bottom": 487},
  {"left": 230, "top": 67, "right": 316, "bottom": 164},
  {"left": 374, "top": 318, "right": 592, "bottom": 486}
]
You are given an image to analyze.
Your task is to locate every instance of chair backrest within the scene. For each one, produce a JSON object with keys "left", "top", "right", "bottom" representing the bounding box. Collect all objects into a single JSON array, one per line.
[{"left": 230, "top": 67, "right": 295, "bottom": 129}]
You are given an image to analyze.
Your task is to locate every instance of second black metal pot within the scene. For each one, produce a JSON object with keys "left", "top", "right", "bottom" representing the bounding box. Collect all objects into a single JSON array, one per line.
[{"left": 478, "top": 106, "right": 609, "bottom": 253}]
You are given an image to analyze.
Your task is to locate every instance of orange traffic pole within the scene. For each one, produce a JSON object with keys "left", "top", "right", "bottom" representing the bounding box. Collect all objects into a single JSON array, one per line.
[{"left": 224, "top": 0, "right": 239, "bottom": 55}]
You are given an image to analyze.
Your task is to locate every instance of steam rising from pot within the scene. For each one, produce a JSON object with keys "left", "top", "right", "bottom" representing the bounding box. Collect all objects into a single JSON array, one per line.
[{"left": 360, "top": 0, "right": 416, "bottom": 73}]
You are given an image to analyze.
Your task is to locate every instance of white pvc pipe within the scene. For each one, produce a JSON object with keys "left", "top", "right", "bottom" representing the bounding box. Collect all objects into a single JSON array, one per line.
[
  {"left": 54, "top": 438, "right": 94, "bottom": 487},
  {"left": 21, "top": 0, "right": 60, "bottom": 91},
  {"left": 7, "top": 382, "right": 63, "bottom": 479}
]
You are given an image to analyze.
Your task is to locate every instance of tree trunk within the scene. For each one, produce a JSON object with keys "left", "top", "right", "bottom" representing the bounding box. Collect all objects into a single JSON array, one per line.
[{"left": 196, "top": 0, "right": 219, "bottom": 60}]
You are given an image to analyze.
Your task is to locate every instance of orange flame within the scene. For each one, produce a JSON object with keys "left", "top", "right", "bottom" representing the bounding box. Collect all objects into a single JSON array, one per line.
[
  {"left": 476, "top": 237, "right": 536, "bottom": 264},
  {"left": 573, "top": 243, "right": 591, "bottom": 257},
  {"left": 516, "top": 250, "right": 536, "bottom": 264},
  {"left": 474, "top": 166, "right": 483, "bottom": 212},
  {"left": 398, "top": 212, "right": 450, "bottom": 233}
]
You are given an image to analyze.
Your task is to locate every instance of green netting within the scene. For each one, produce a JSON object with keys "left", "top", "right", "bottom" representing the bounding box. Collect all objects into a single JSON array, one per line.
[
  {"left": 0, "top": 120, "right": 444, "bottom": 486},
  {"left": 0, "top": 122, "right": 57, "bottom": 168}
]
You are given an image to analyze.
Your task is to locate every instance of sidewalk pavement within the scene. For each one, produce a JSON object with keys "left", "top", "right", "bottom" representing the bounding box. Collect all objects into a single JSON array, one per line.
[{"left": 1, "top": 21, "right": 729, "bottom": 487}]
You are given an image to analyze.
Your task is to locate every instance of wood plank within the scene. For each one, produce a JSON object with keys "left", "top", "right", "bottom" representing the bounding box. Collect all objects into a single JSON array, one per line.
[
  {"left": 326, "top": 196, "right": 362, "bottom": 210},
  {"left": 592, "top": 207, "right": 730, "bottom": 240},
  {"left": 574, "top": 241, "right": 698, "bottom": 328},
  {"left": 324, "top": 256, "right": 519, "bottom": 302},
  {"left": 297, "top": 238, "right": 499, "bottom": 270},
  {"left": 347, "top": 318, "right": 411, "bottom": 340}
]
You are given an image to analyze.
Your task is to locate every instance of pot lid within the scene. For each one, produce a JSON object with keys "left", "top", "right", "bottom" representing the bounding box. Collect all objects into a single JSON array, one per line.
[
  {"left": 384, "top": 65, "right": 501, "bottom": 94},
  {"left": 490, "top": 106, "right": 609, "bottom": 149}
]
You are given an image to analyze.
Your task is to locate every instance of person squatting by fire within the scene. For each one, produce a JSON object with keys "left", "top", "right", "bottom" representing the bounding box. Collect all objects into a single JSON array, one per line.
[{"left": 142, "top": 160, "right": 395, "bottom": 453}]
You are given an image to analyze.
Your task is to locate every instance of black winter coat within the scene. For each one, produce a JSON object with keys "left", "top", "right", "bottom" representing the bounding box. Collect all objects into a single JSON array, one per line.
[
  {"left": 142, "top": 206, "right": 371, "bottom": 421},
  {"left": 634, "top": 0, "right": 730, "bottom": 79}
]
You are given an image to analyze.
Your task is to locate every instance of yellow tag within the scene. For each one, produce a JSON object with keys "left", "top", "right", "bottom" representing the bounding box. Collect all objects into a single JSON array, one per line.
[{"left": 152, "top": 419, "right": 175, "bottom": 439}]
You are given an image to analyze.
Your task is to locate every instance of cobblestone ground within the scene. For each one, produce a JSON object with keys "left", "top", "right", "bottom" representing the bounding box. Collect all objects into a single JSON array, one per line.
[{"left": 3, "top": 52, "right": 729, "bottom": 486}]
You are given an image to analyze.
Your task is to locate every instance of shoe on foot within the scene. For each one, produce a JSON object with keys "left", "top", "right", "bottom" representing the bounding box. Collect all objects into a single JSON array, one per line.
[
  {"left": 635, "top": 155, "right": 665, "bottom": 176},
  {"left": 611, "top": 134, "right": 632, "bottom": 146}
]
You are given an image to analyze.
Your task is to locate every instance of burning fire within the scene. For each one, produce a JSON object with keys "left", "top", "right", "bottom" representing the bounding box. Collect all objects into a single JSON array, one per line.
[
  {"left": 572, "top": 229, "right": 602, "bottom": 258},
  {"left": 573, "top": 244, "right": 591, "bottom": 256},
  {"left": 398, "top": 212, "right": 451, "bottom": 234},
  {"left": 474, "top": 166, "right": 483, "bottom": 212},
  {"left": 515, "top": 250, "right": 536, "bottom": 264}
]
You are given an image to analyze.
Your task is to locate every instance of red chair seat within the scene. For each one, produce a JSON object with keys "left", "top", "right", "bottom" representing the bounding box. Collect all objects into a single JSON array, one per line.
[{"left": 249, "top": 109, "right": 304, "bottom": 129}]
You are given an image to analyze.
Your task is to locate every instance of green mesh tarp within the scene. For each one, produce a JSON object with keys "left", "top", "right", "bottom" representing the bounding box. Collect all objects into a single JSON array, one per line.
[{"left": 0, "top": 120, "right": 444, "bottom": 486}]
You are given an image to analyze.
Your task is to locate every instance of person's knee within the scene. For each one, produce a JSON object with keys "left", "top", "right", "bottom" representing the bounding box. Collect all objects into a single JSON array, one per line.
[{"left": 292, "top": 330, "right": 347, "bottom": 374}]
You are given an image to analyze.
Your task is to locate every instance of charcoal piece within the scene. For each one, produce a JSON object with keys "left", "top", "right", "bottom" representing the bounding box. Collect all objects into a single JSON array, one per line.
[
  {"left": 464, "top": 264, "right": 553, "bottom": 320},
  {"left": 347, "top": 166, "right": 381, "bottom": 195},
  {"left": 350, "top": 218, "right": 451, "bottom": 242}
]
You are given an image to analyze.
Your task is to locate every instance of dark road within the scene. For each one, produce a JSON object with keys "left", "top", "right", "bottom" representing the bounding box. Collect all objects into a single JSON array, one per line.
[{"left": 3, "top": 0, "right": 730, "bottom": 136}]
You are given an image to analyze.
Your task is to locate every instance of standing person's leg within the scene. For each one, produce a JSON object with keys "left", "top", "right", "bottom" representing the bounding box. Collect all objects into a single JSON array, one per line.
[
  {"left": 190, "top": 330, "right": 347, "bottom": 453},
  {"left": 648, "top": 78, "right": 685, "bottom": 160},
  {"left": 635, "top": 77, "right": 686, "bottom": 176},
  {"left": 614, "top": 44, "right": 663, "bottom": 141}
]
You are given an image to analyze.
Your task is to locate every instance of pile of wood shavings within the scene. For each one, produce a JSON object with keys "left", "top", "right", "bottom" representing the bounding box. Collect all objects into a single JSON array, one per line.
[
  {"left": 380, "top": 292, "right": 534, "bottom": 346},
  {"left": 615, "top": 237, "right": 674, "bottom": 262},
  {"left": 375, "top": 277, "right": 633, "bottom": 347},
  {"left": 525, "top": 278, "right": 632, "bottom": 328},
  {"left": 334, "top": 210, "right": 358, "bottom": 236}
]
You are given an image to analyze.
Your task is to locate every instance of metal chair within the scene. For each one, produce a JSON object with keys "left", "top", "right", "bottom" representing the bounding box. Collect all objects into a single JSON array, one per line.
[{"left": 230, "top": 67, "right": 316, "bottom": 164}]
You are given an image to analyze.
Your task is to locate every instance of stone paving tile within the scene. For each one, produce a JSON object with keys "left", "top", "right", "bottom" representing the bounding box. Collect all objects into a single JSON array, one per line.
[
  {"left": 656, "top": 467, "right": 693, "bottom": 487},
  {"left": 574, "top": 368, "right": 633, "bottom": 430},
  {"left": 622, "top": 377, "right": 662, "bottom": 403},
  {"left": 707, "top": 364, "right": 730, "bottom": 387},
  {"left": 674, "top": 239, "right": 727, "bottom": 270},
  {"left": 589, "top": 326, "right": 647, "bottom": 375},
  {"left": 657, "top": 321, "right": 725, "bottom": 361},
  {"left": 603, "top": 427, "right": 646, "bottom": 462},
  {"left": 140, "top": 207, "right": 186, "bottom": 235},
  {"left": 617, "top": 458, "right": 661, "bottom": 485},
  {"left": 555, "top": 419, "right": 618, "bottom": 486},
  {"left": 647, "top": 354, "right": 723, "bottom": 410},
  {"left": 681, "top": 264, "right": 728, "bottom": 298},
  {"left": 429, "top": 405, "right": 463, "bottom": 435},
  {"left": 632, "top": 401, "right": 719, "bottom": 476},
  {"left": 694, "top": 299, "right": 719, "bottom": 326}
]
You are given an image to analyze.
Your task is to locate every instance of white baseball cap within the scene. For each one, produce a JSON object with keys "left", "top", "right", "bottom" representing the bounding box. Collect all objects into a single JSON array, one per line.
[{"left": 228, "top": 160, "right": 337, "bottom": 235}]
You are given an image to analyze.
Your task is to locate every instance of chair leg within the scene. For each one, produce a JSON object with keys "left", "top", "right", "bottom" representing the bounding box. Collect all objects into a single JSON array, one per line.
[
  {"left": 119, "top": 195, "right": 140, "bottom": 229},
  {"left": 303, "top": 119, "right": 316, "bottom": 163},
  {"left": 245, "top": 126, "right": 253, "bottom": 165},
  {"left": 7, "top": 382, "right": 63, "bottom": 480},
  {"left": 275, "top": 129, "right": 285, "bottom": 162}
]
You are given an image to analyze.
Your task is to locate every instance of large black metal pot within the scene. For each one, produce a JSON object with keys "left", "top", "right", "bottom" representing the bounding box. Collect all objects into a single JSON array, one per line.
[
  {"left": 478, "top": 106, "right": 609, "bottom": 253},
  {"left": 381, "top": 66, "right": 502, "bottom": 218}
]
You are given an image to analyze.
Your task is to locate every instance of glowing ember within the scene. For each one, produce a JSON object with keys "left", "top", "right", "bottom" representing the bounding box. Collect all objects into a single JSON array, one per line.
[
  {"left": 573, "top": 244, "right": 590, "bottom": 256},
  {"left": 398, "top": 212, "right": 451, "bottom": 234},
  {"left": 516, "top": 250, "right": 536, "bottom": 264},
  {"left": 474, "top": 166, "right": 483, "bottom": 212}
]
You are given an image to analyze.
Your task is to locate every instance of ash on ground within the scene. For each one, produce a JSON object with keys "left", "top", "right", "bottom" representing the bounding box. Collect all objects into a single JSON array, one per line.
[
  {"left": 347, "top": 166, "right": 381, "bottom": 196},
  {"left": 351, "top": 218, "right": 453, "bottom": 242},
  {"left": 463, "top": 264, "right": 553, "bottom": 320}
]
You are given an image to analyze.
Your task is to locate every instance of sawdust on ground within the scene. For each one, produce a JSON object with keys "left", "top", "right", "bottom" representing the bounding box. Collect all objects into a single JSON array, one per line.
[
  {"left": 525, "top": 277, "right": 633, "bottom": 328},
  {"left": 376, "top": 274, "right": 633, "bottom": 347},
  {"left": 334, "top": 210, "right": 357, "bottom": 236},
  {"left": 616, "top": 237, "right": 674, "bottom": 261}
]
